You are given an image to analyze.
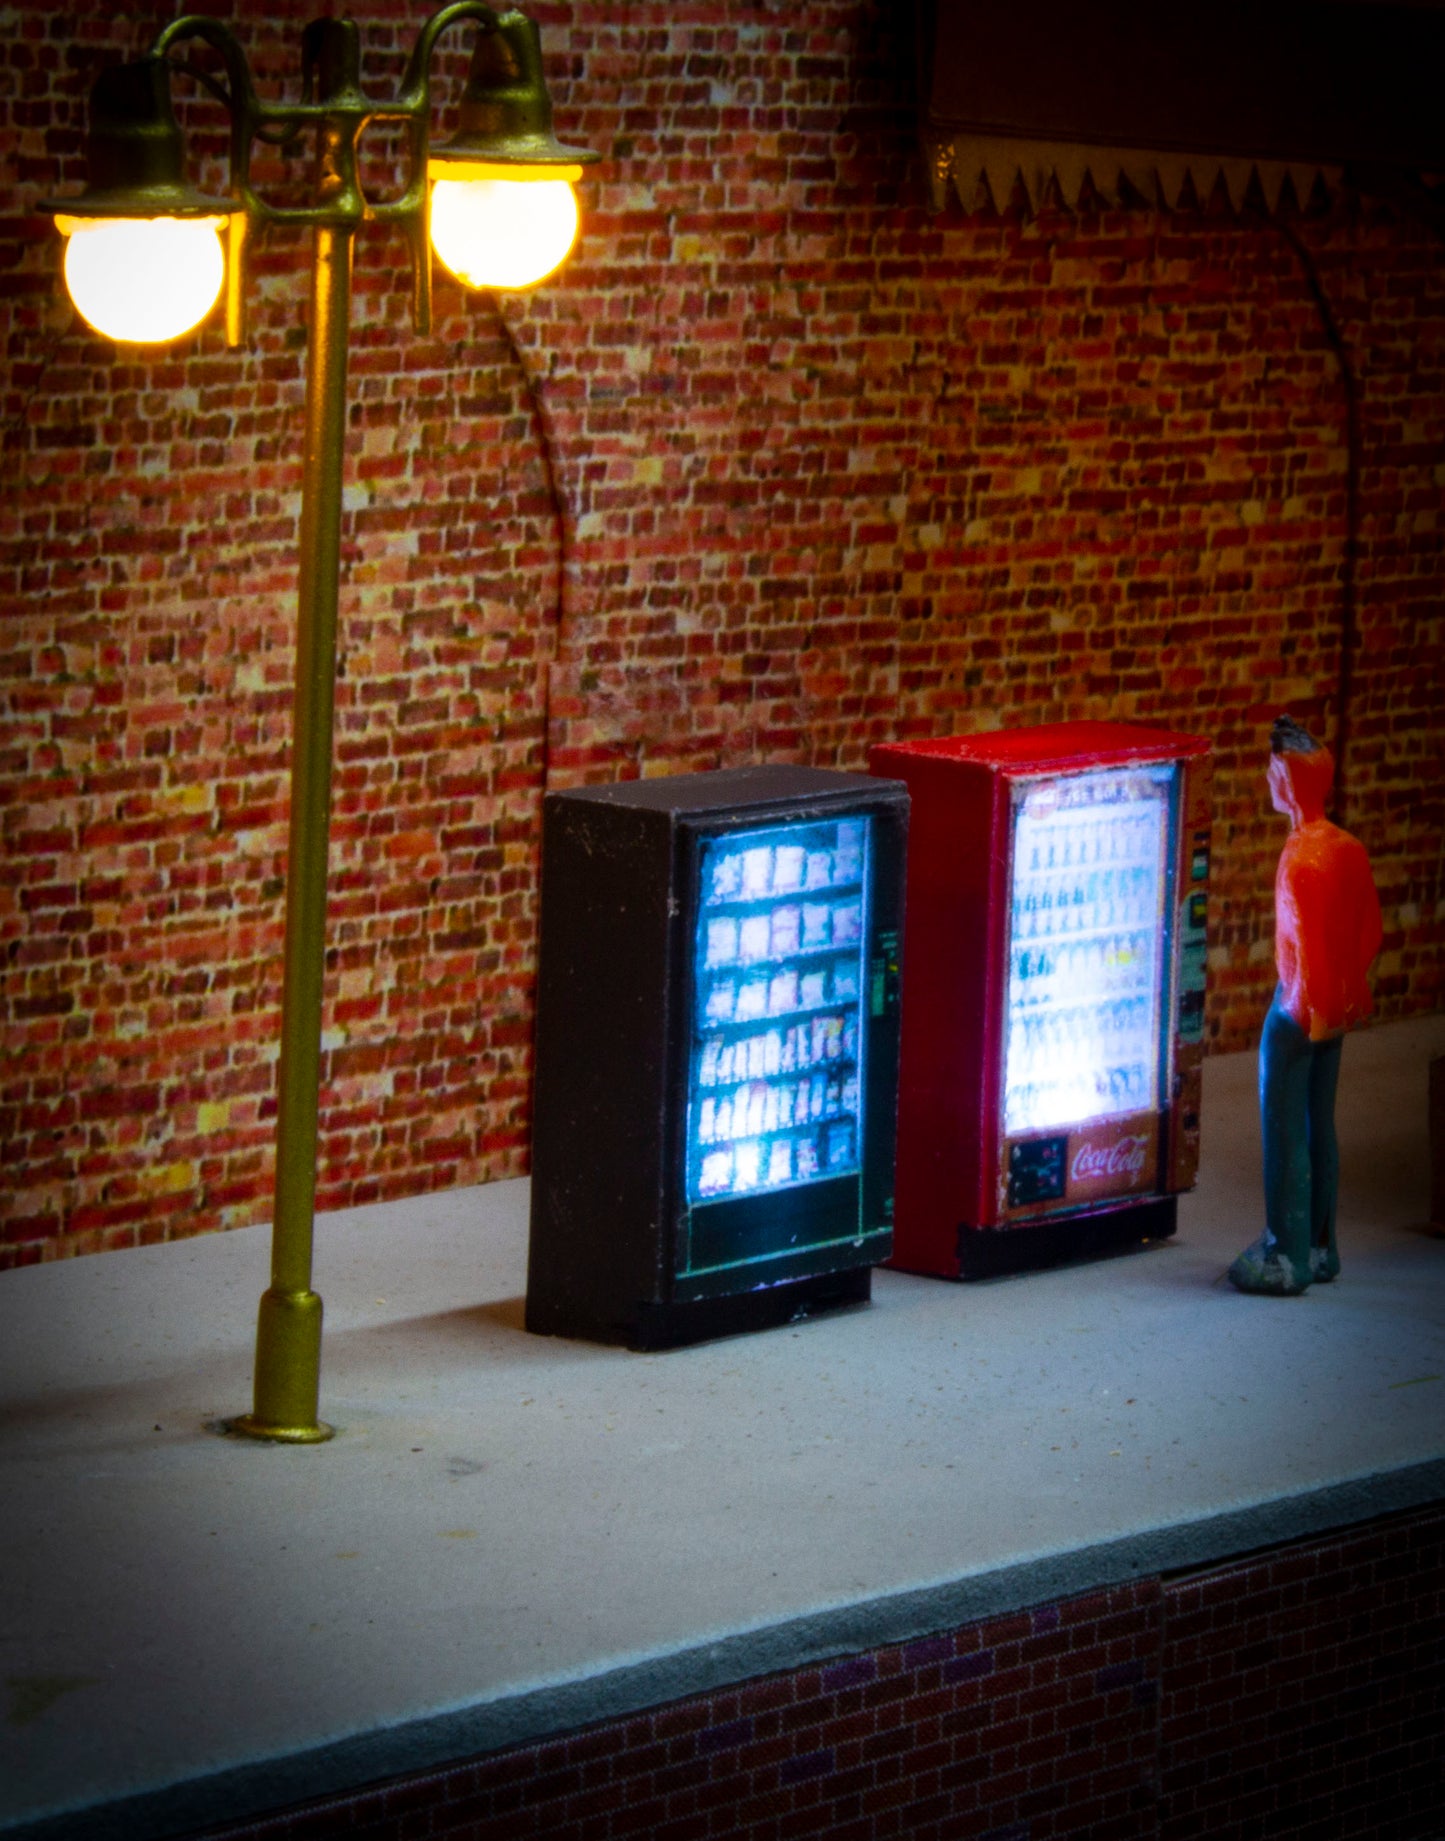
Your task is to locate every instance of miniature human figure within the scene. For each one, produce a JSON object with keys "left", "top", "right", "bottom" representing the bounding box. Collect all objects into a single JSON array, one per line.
[{"left": 1229, "top": 717, "right": 1382, "bottom": 1294}]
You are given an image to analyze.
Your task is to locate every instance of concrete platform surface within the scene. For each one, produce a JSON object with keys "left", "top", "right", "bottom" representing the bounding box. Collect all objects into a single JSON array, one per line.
[{"left": 3, "top": 1016, "right": 1443, "bottom": 1841}]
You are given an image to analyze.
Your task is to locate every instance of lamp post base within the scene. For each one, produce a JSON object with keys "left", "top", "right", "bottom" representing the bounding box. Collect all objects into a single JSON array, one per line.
[
  {"left": 221, "top": 1414, "right": 336, "bottom": 1444},
  {"left": 224, "top": 1284, "right": 335, "bottom": 1443}
]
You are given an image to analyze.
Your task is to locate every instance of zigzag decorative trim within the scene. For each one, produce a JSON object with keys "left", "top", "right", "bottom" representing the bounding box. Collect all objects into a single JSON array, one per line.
[{"left": 925, "top": 133, "right": 1339, "bottom": 215}]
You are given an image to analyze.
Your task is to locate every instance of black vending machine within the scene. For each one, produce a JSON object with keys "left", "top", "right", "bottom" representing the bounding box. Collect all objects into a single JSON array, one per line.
[{"left": 526, "top": 765, "right": 908, "bottom": 1349}]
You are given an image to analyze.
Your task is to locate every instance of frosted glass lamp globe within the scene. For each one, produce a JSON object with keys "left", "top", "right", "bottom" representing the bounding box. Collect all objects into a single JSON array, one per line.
[
  {"left": 428, "top": 162, "right": 581, "bottom": 292},
  {"left": 58, "top": 214, "right": 227, "bottom": 344}
]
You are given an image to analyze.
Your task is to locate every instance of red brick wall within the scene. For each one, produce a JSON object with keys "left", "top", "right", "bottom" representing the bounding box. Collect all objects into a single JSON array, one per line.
[
  {"left": 4, "top": 2, "right": 1443, "bottom": 1264},
  {"left": 194, "top": 1505, "right": 1445, "bottom": 1840}
]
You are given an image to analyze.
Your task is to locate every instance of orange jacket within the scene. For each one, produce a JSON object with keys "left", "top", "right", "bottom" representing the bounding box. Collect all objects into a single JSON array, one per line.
[{"left": 1275, "top": 820, "right": 1383, "bottom": 1040}]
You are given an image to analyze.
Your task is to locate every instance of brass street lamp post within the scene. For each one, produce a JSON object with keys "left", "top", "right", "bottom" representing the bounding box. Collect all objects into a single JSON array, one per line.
[{"left": 43, "top": 7, "right": 597, "bottom": 1442}]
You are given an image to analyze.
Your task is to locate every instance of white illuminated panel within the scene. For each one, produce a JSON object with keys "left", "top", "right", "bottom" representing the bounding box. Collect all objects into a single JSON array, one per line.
[{"left": 1003, "top": 765, "right": 1174, "bottom": 1135}]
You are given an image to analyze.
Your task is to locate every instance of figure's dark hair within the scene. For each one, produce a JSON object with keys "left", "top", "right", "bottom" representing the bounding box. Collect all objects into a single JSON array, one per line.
[{"left": 1270, "top": 715, "right": 1323, "bottom": 755}]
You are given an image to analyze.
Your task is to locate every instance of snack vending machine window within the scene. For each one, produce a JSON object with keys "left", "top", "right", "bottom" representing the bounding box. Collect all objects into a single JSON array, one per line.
[
  {"left": 870, "top": 722, "right": 1211, "bottom": 1277},
  {"left": 526, "top": 766, "right": 908, "bottom": 1348}
]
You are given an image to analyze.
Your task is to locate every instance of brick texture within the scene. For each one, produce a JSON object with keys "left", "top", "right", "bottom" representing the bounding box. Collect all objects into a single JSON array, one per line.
[
  {"left": 191, "top": 1506, "right": 1444, "bottom": 1840},
  {"left": 3, "top": 2, "right": 1443, "bottom": 1262}
]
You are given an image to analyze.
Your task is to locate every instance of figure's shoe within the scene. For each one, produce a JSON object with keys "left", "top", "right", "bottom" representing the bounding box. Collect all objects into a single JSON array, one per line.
[
  {"left": 1309, "top": 1244, "right": 1340, "bottom": 1283},
  {"left": 1227, "top": 1233, "right": 1311, "bottom": 1296}
]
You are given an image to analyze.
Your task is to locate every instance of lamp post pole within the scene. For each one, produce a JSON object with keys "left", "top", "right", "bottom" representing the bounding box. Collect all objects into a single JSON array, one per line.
[
  {"left": 253, "top": 213, "right": 354, "bottom": 1441},
  {"left": 45, "top": 7, "right": 596, "bottom": 1442},
  {"left": 241, "top": 22, "right": 364, "bottom": 1443}
]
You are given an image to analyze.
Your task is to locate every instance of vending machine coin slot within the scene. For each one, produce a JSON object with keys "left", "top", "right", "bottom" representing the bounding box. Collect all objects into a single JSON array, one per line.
[{"left": 1007, "top": 1135, "right": 1068, "bottom": 1207}]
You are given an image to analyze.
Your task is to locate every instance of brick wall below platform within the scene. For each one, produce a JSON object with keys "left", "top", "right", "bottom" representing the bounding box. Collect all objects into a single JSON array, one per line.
[{"left": 197, "top": 1506, "right": 1444, "bottom": 1841}]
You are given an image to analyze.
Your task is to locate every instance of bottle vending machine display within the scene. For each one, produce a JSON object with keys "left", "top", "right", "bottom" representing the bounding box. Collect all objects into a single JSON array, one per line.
[
  {"left": 1004, "top": 764, "right": 1174, "bottom": 1135},
  {"left": 871, "top": 722, "right": 1212, "bottom": 1279},
  {"left": 527, "top": 766, "right": 907, "bottom": 1348},
  {"left": 690, "top": 817, "right": 870, "bottom": 1209}
]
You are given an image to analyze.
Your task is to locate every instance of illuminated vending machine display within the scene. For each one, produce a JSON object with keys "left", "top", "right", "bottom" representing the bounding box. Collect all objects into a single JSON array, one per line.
[
  {"left": 526, "top": 766, "right": 907, "bottom": 1347},
  {"left": 870, "top": 722, "right": 1211, "bottom": 1277}
]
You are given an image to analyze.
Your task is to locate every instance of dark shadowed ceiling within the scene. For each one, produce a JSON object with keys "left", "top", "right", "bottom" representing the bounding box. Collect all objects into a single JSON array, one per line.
[{"left": 919, "top": 0, "right": 1445, "bottom": 211}]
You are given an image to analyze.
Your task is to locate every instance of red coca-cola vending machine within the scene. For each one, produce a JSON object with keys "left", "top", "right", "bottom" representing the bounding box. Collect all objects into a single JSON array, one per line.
[{"left": 870, "top": 722, "right": 1211, "bottom": 1277}]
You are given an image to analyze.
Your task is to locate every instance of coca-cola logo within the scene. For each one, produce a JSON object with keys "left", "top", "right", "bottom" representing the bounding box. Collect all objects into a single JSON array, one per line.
[{"left": 1071, "top": 1134, "right": 1150, "bottom": 1182}]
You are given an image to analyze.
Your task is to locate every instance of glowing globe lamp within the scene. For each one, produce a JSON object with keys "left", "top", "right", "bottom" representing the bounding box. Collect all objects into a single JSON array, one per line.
[
  {"left": 56, "top": 213, "right": 228, "bottom": 344},
  {"left": 428, "top": 160, "right": 582, "bottom": 291}
]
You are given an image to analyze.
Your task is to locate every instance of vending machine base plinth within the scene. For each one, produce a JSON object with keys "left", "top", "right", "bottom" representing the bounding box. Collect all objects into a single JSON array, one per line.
[
  {"left": 956, "top": 1196, "right": 1178, "bottom": 1281},
  {"left": 526, "top": 1265, "right": 873, "bottom": 1353}
]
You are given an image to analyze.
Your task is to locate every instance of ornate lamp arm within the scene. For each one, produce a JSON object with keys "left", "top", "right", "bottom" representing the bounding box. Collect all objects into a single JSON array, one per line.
[{"left": 399, "top": 1, "right": 505, "bottom": 105}]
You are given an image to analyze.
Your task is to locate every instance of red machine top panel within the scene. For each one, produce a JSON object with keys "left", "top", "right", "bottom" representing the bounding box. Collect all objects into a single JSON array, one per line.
[{"left": 880, "top": 721, "right": 1211, "bottom": 773}]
